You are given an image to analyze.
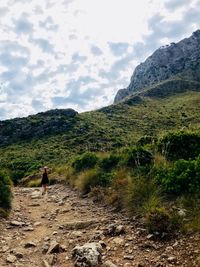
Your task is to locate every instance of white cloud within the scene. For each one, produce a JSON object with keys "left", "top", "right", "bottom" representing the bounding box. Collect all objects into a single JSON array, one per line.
[{"left": 0, "top": 0, "right": 199, "bottom": 119}]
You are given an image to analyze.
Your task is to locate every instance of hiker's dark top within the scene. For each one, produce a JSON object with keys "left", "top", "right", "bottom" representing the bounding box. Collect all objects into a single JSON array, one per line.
[{"left": 41, "top": 172, "right": 49, "bottom": 185}]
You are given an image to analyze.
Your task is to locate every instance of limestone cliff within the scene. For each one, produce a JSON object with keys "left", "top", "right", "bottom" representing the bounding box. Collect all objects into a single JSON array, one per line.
[{"left": 114, "top": 30, "right": 200, "bottom": 103}]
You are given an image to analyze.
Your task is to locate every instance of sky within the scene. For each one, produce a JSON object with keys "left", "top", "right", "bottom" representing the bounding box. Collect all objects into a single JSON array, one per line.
[{"left": 0, "top": 0, "right": 200, "bottom": 120}]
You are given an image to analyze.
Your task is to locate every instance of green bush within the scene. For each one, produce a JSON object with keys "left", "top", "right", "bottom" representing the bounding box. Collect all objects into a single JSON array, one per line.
[
  {"left": 0, "top": 171, "right": 12, "bottom": 213},
  {"left": 146, "top": 207, "right": 183, "bottom": 234},
  {"left": 99, "top": 153, "right": 120, "bottom": 171},
  {"left": 157, "top": 131, "right": 200, "bottom": 160},
  {"left": 126, "top": 177, "right": 162, "bottom": 215},
  {"left": 75, "top": 168, "right": 113, "bottom": 194},
  {"left": 155, "top": 157, "right": 200, "bottom": 195},
  {"left": 72, "top": 152, "right": 98, "bottom": 172},
  {"left": 122, "top": 147, "right": 153, "bottom": 167},
  {"left": 145, "top": 207, "right": 171, "bottom": 233}
]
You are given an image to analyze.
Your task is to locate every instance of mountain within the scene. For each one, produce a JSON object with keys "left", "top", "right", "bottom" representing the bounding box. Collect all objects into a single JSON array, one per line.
[
  {"left": 0, "top": 30, "right": 200, "bottom": 179},
  {"left": 114, "top": 29, "right": 200, "bottom": 103}
]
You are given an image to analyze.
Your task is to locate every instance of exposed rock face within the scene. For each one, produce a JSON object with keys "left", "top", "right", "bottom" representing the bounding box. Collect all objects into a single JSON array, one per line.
[{"left": 114, "top": 29, "right": 200, "bottom": 103}]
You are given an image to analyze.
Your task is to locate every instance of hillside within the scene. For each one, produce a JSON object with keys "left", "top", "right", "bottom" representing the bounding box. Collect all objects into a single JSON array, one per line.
[
  {"left": 114, "top": 29, "right": 200, "bottom": 103},
  {"left": 0, "top": 82, "right": 200, "bottom": 180}
]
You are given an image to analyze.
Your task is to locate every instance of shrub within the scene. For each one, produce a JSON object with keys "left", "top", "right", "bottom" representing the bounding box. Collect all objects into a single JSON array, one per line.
[
  {"left": 105, "top": 168, "right": 129, "bottom": 210},
  {"left": 145, "top": 207, "right": 171, "bottom": 233},
  {"left": 99, "top": 153, "right": 120, "bottom": 171},
  {"left": 137, "top": 136, "right": 155, "bottom": 146},
  {"left": 122, "top": 147, "right": 153, "bottom": 168},
  {"left": 28, "top": 179, "right": 41, "bottom": 187},
  {"left": 75, "top": 168, "right": 113, "bottom": 194},
  {"left": 145, "top": 207, "right": 183, "bottom": 234},
  {"left": 72, "top": 152, "right": 98, "bottom": 172},
  {"left": 155, "top": 157, "right": 200, "bottom": 195},
  {"left": 0, "top": 171, "right": 12, "bottom": 213},
  {"left": 126, "top": 177, "right": 162, "bottom": 215},
  {"left": 157, "top": 131, "right": 200, "bottom": 160}
]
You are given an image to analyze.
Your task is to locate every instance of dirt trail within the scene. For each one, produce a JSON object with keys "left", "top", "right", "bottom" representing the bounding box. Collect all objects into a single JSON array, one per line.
[{"left": 0, "top": 184, "right": 199, "bottom": 267}]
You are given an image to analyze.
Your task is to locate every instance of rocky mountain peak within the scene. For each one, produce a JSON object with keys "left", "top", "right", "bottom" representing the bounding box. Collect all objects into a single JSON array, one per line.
[{"left": 114, "top": 29, "right": 200, "bottom": 103}]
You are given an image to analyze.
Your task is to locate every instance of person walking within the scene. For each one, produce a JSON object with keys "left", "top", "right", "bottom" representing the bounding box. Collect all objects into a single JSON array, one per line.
[{"left": 41, "top": 166, "right": 49, "bottom": 195}]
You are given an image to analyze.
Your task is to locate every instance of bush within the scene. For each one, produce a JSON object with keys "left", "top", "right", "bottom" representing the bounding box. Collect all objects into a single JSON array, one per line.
[
  {"left": 126, "top": 177, "right": 162, "bottom": 215},
  {"left": 145, "top": 207, "right": 171, "bottom": 233},
  {"left": 72, "top": 152, "right": 98, "bottom": 172},
  {"left": 99, "top": 153, "right": 120, "bottom": 171},
  {"left": 145, "top": 207, "right": 183, "bottom": 234},
  {"left": 157, "top": 131, "right": 200, "bottom": 160},
  {"left": 75, "top": 168, "right": 113, "bottom": 194},
  {"left": 105, "top": 168, "right": 129, "bottom": 210},
  {"left": 137, "top": 136, "right": 155, "bottom": 146},
  {"left": 155, "top": 157, "right": 200, "bottom": 195},
  {"left": 122, "top": 147, "right": 153, "bottom": 168},
  {"left": 0, "top": 171, "right": 12, "bottom": 213}
]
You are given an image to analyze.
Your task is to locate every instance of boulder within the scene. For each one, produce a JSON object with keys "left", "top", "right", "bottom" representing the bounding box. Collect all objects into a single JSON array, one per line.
[{"left": 72, "top": 242, "right": 103, "bottom": 267}]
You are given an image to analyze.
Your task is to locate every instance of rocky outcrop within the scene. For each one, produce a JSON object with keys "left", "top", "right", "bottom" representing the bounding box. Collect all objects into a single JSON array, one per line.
[{"left": 114, "top": 29, "right": 200, "bottom": 103}]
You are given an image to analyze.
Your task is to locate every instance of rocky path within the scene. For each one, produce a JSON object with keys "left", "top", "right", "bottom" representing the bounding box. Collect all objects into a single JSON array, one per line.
[{"left": 0, "top": 185, "right": 199, "bottom": 267}]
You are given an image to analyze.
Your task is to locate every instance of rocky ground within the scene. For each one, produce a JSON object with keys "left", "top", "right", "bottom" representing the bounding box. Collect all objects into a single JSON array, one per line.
[{"left": 0, "top": 184, "right": 199, "bottom": 267}]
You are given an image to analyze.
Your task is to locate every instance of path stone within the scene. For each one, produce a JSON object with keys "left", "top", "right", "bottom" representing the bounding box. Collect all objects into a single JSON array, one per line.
[
  {"left": 10, "top": 220, "right": 24, "bottom": 227},
  {"left": 72, "top": 242, "right": 103, "bottom": 267},
  {"left": 103, "top": 260, "right": 118, "bottom": 267},
  {"left": 24, "top": 241, "right": 37, "bottom": 248},
  {"left": 6, "top": 254, "right": 17, "bottom": 263},
  {"left": 47, "top": 240, "right": 64, "bottom": 254}
]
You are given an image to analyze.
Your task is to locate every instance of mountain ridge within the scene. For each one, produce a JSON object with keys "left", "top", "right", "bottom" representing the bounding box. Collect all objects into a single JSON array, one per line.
[{"left": 114, "top": 29, "right": 200, "bottom": 103}]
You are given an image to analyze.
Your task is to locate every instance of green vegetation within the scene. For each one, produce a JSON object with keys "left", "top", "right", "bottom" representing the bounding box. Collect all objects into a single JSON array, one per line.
[
  {"left": 0, "top": 171, "right": 12, "bottom": 217},
  {"left": 0, "top": 86, "right": 200, "bottom": 232},
  {"left": 65, "top": 131, "right": 200, "bottom": 234}
]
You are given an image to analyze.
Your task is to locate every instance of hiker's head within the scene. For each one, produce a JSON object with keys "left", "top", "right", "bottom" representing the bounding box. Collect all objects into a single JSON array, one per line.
[{"left": 44, "top": 166, "right": 48, "bottom": 173}]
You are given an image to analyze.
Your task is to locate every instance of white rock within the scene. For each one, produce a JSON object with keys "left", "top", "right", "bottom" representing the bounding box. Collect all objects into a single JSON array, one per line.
[{"left": 72, "top": 242, "right": 102, "bottom": 266}]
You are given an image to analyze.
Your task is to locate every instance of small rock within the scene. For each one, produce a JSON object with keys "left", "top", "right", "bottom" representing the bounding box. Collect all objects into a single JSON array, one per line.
[
  {"left": 23, "top": 227, "right": 34, "bottom": 231},
  {"left": 71, "top": 231, "right": 83, "bottom": 237},
  {"left": 112, "top": 237, "right": 125, "bottom": 246},
  {"left": 24, "top": 241, "right": 37, "bottom": 248},
  {"left": 103, "top": 260, "right": 118, "bottom": 267},
  {"left": 2, "top": 245, "right": 9, "bottom": 252},
  {"left": 115, "top": 225, "right": 125, "bottom": 235},
  {"left": 6, "top": 255, "right": 17, "bottom": 263},
  {"left": 167, "top": 256, "right": 176, "bottom": 263},
  {"left": 10, "top": 220, "right": 23, "bottom": 227},
  {"left": 42, "top": 259, "right": 51, "bottom": 267},
  {"left": 47, "top": 240, "right": 63, "bottom": 254},
  {"left": 124, "top": 263, "right": 131, "bottom": 267},
  {"left": 42, "top": 242, "right": 49, "bottom": 254},
  {"left": 147, "top": 234, "right": 154, "bottom": 240},
  {"left": 12, "top": 249, "right": 24, "bottom": 259},
  {"left": 34, "top": 221, "right": 42, "bottom": 226},
  {"left": 123, "top": 255, "right": 134, "bottom": 260}
]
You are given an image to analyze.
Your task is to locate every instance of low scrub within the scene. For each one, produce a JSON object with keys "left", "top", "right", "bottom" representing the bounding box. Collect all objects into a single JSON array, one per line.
[
  {"left": 75, "top": 168, "right": 113, "bottom": 194},
  {"left": 72, "top": 152, "right": 98, "bottom": 172},
  {"left": 126, "top": 176, "right": 162, "bottom": 215},
  {"left": 0, "top": 171, "right": 12, "bottom": 216},
  {"left": 157, "top": 131, "right": 200, "bottom": 160},
  {"left": 145, "top": 207, "right": 182, "bottom": 234},
  {"left": 155, "top": 155, "right": 200, "bottom": 195},
  {"left": 122, "top": 147, "right": 153, "bottom": 167}
]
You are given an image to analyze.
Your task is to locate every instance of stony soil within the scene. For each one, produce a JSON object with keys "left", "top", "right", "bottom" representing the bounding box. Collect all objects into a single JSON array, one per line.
[{"left": 0, "top": 185, "right": 199, "bottom": 267}]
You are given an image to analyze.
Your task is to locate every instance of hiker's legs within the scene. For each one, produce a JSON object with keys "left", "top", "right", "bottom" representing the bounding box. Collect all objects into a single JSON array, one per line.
[{"left": 44, "top": 184, "right": 47, "bottom": 194}]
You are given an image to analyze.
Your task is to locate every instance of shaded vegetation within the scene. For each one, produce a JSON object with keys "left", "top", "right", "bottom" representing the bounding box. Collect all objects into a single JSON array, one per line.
[{"left": 0, "top": 171, "right": 12, "bottom": 217}]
